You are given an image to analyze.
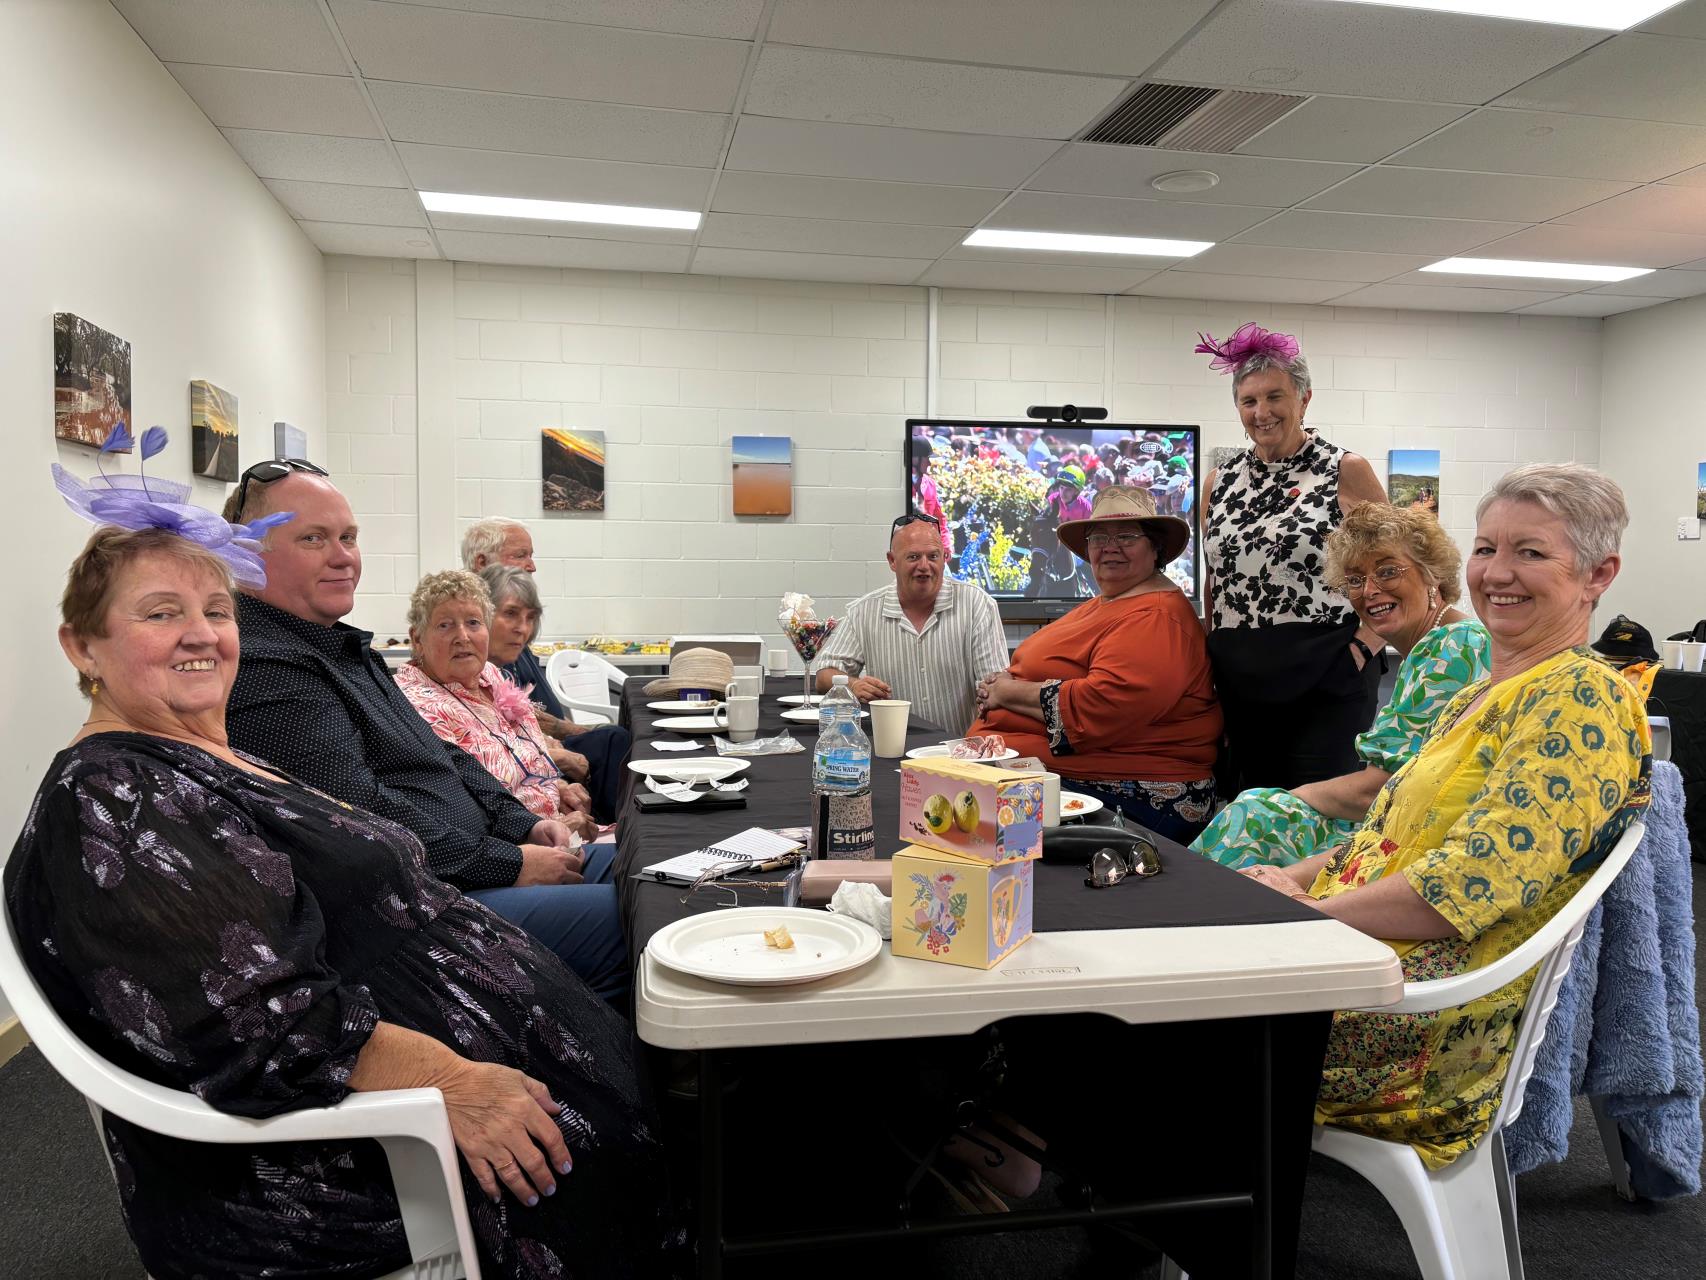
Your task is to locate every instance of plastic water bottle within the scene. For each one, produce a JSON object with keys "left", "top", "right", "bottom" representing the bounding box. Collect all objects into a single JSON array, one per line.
[
  {"left": 819, "top": 671, "right": 859, "bottom": 732},
  {"left": 811, "top": 699, "right": 874, "bottom": 859}
]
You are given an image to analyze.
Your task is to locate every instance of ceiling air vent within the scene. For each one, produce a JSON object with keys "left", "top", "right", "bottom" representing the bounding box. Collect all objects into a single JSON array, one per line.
[{"left": 1082, "top": 82, "right": 1304, "bottom": 152}]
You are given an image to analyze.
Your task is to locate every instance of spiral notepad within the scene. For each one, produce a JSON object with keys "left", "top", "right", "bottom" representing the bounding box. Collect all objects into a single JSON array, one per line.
[{"left": 640, "top": 827, "right": 803, "bottom": 884}]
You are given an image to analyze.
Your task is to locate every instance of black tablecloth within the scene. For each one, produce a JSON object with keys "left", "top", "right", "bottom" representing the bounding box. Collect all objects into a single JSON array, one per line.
[
  {"left": 1650, "top": 669, "right": 1706, "bottom": 861},
  {"left": 613, "top": 684, "right": 1325, "bottom": 969}
]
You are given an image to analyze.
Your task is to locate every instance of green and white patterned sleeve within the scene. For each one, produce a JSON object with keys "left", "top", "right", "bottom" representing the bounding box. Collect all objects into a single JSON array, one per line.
[{"left": 1355, "top": 621, "right": 1492, "bottom": 774}]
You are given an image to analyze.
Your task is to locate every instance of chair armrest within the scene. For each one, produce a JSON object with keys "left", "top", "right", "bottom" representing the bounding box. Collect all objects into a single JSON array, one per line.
[{"left": 559, "top": 697, "right": 615, "bottom": 726}]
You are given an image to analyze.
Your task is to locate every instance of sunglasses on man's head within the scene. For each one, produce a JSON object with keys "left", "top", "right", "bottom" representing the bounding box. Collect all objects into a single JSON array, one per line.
[
  {"left": 892, "top": 513, "right": 940, "bottom": 531},
  {"left": 234, "top": 458, "right": 329, "bottom": 513}
]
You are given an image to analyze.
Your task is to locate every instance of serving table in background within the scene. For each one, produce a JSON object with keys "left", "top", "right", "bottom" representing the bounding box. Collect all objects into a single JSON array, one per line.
[{"left": 614, "top": 683, "right": 1403, "bottom": 1279}]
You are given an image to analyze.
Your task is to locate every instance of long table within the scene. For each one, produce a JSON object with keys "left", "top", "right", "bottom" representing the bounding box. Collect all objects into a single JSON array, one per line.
[
  {"left": 1649, "top": 669, "right": 1706, "bottom": 860},
  {"left": 615, "top": 685, "right": 1402, "bottom": 1278}
]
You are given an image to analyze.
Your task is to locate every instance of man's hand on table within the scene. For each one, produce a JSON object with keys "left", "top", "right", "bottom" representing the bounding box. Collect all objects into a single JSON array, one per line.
[
  {"left": 517, "top": 844, "right": 586, "bottom": 886},
  {"left": 849, "top": 674, "right": 892, "bottom": 702}
]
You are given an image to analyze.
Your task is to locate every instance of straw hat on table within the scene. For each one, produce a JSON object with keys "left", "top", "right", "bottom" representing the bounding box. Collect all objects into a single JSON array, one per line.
[
  {"left": 643, "top": 647, "right": 735, "bottom": 697},
  {"left": 1055, "top": 485, "right": 1192, "bottom": 565}
]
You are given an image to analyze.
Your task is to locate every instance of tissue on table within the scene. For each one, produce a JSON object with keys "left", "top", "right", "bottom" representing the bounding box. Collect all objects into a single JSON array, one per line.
[{"left": 828, "top": 880, "right": 892, "bottom": 939}]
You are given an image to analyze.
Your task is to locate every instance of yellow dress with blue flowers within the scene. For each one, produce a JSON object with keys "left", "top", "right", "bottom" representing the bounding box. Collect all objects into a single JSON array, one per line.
[{"left": 1310, "top": 647, "right": 1650, "bottom": 1168}]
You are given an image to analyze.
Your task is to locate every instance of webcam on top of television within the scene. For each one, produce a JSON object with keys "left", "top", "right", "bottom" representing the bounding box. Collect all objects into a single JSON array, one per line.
[{"left": 1027, "top": 404, "right": 1108, "bottom": 424}]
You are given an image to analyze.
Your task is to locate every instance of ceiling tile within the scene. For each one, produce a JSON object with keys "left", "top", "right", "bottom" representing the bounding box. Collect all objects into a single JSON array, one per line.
[
  {"left": 725, "top": 117, "right": 1060, "bottom": 186},
  {"left": 263, "top": 179, "right": 427, "bottom": 226},
  {"left": 165, "top": 64, "right": 380, "bottom": 137},
  {"left": 1230, "top": 210, "right": 1524, "bottom": 255},
  {"left": 1512, "top": 294, "right": 1666, "bottom": 317},
  {"left": 398, "top": 0, "right": 767, "bottom": 39},
  {"left": 436, "top": 229, "right": 692, "bottom": 271},
  {"left": 766, "top": 0, "right": 1218, "bottom": 76},
  {"left": 396, "top": 144, "right": 711, "bottom": 207},
  {"left": 918, "top": 260, "right": 1161, "bottom": 293},
  {"left": 1390, "top": 109, "right": 1706, "bottom": 183},
  {"left": 711, "top": 172, "right": 1005, "bottom": 226},
  {"left": 328, "top": 0, "right": 747, "bottom": 113},
  {"left": 112, "top": 0, "right": 347, "bottom": 75},
  {"left": 944, "top": 244, "right": 1194, "bottom": 270},
  {"left": 426, "top": 211, "right": 694, "bottom": 243},
  {"left": 1665, "top": 162, "right": 1706, "bottom": 187},
  {"left": 1586, "top": 269, "right": 1706, "bottom": 299},
  {"left": 1175, "top": 243, "right": 1432, "bottom": 282},
  {"left": 699, "top": 213, "right": 963, "bottom": 258},
  {"left": 1328, "top": 283, "right": 1563, "bottom": 312},
  {"left": 1472, "top": 223, "right": 1706, "bottom": 269},
  {"left": 1638, "top": 0, "right": 1706, "bottom": 36},
  {"left": 1238, "top": 97, "right": 1468, "bottom": 164},
  {"left": 222, "top": 129, "right": 406, "bottom": 186},
  {"left": 297, "top": 221, "right": 440, "bottom": 258},
  {"left": 1554, "top": 184, "right": 1706, "bottom": 237},
  {"left": 1154, "top": 0, "right": 1599, "bottom": 105},
  {"left": 1303, "top": 167, "right": 1632, "bottom": 222},
  {"left": 743, "top": 46, "right": 1127, "bottom": 139},
  {"left": 368, "top": 82, "right": 727, "bottom": 166},
  {"left": 1496, "top": 34, "right": 1706, "bottom": 126},
  {"left": 1130, "top": 271, "right": 1357, "bottom": 304},
  {"left": 987, "top": 192, "right": 1280, "bottom": 240},
  {"left": 690, "top": 247, "right": 933, "bottom": 284},
  {"left": 1028, "top": 144, "right": 1358, "bottom": 206}
]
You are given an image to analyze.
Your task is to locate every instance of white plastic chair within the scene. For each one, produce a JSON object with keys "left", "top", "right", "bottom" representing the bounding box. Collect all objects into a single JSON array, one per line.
[
  {"left": 0, "top": 910, "right": 480, "bottom": 1280},
  {"left": 545, "top": 648, "right": 624, "bottom": 725},
  {"left": 1162, "top": 818, "right": 1645, "bottom": 1280}
]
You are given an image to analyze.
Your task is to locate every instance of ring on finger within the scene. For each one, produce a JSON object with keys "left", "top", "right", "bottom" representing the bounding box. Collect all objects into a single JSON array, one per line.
[{"left": 493, "top": 1159, "right": 518, "bottom": 1174}]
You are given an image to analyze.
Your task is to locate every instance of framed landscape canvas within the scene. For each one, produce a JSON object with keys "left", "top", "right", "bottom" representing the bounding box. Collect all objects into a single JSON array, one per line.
[
  {"left": 1697, "top": 461, "right": 1705, "bottom": 521},
  {"left": 542, "top": 428, "right": 605, "bottom": 512},
  {"left": 1389, "top": 449, "right": 1440, "bottom": 516},
  {"left": 190, "top": 380, "right": 240, "bottom": 482},
  {"left": 274, "top": 421, "right": 307, "bottom": 459},
  {"left": 53, "top": 312, "right": 131, "bottom": 448},
  {"left": 732, "top": 434, "right": 792, "bottom": 516}
]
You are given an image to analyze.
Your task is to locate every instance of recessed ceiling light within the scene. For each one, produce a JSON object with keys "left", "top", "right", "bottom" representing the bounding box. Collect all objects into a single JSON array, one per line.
[
  {"left": 1422, "top": 257, "right": 1653, "bottom": 282},
  {"left": 419, "top": 191, "right": 701, "bottom": 230},
  {"left": 1150, "top": 170, "right": 1221, "bottom": 194},
  {"left": 1312, "top": 1, "right": 1679, "bottom": 30},
  {"left": 964, "top": 229, "right": 1213, "bottom": 257},
  {"left": 404, "top": 238, "right": 432, "bottom": 248}
]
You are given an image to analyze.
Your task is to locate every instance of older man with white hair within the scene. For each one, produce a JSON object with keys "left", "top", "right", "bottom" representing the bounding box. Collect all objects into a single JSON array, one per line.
[{"left": 461, "top": 516, "right": 535, "bottom": 573}]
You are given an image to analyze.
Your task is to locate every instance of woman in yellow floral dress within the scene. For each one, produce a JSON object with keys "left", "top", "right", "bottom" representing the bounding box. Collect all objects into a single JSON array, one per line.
[{"left": 1242, "top": 463, "right": 1650, "bottom": 1168}]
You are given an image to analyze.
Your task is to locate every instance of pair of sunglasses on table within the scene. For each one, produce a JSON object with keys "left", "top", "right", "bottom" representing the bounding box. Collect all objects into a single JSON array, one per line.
[{"left": 1085, "top": 836, "right": 1162, "bottom": 888}]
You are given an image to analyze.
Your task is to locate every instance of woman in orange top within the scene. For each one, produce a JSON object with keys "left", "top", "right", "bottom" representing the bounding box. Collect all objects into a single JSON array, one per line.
[{"left": 970, "top": 486, "right": 1222, "bottom": 842}]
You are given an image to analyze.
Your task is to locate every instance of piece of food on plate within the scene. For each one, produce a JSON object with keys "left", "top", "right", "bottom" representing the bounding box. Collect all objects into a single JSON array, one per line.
[{"left": 763, "top": 924, "right": 795, "bottom": 951}]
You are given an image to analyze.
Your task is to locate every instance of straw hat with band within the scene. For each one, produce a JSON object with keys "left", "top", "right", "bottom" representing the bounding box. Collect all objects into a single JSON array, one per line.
[
  {"left": 643, "top": 647, "right": 734, "bottom": 698},
  {"left": 1055, "top": 485, "right": 1192, "bottom": 565}
]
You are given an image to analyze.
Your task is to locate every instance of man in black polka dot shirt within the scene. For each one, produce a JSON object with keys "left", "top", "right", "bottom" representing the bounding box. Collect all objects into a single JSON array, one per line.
[{"left": 223, "top": 468, "right": 627, "bottom": 1002}]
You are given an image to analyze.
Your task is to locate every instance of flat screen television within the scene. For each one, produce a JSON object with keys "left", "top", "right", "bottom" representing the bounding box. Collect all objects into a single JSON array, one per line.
[{"left": 905, "top": 418, "right": 1200, "bottom": 615}]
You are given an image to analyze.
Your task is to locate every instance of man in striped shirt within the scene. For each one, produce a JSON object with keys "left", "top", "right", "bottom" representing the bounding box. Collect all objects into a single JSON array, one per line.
[{"left": 812, "top": 515, "right": 1008, "bottom": 737}]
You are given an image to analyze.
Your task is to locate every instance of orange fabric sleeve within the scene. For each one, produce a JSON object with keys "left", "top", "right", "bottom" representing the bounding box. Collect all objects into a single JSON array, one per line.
[{"left": 1055, "top": 609, "right": 1195, "bottom": 751}]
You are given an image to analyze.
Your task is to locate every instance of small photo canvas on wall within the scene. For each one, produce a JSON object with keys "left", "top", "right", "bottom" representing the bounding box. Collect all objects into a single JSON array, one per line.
[
  {"left": 274, "top": 421, "right": 307, "bottom": 459},
  {"left": 1389, "top": 449, "right": 1441, "bottom": 516},
  {"left": 1697, "top": 461, "right": 1705, "bottom": 521},
  {"left": 53, "top": 313, "right": 132, "bottom": 449},
  {"left": 542, "top": 428, "right": 605, "bottom": 512},
  {"left": 190, "top": 380, "right": 240, "bottom": 482},
  {"left": 732, "top": 434, "right": 792, "bottom": 516}
]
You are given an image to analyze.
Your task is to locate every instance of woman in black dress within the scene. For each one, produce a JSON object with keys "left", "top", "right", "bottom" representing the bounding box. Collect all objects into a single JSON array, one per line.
[{"left": 8, "top": 518, "right": 676, "bottom": 1279}]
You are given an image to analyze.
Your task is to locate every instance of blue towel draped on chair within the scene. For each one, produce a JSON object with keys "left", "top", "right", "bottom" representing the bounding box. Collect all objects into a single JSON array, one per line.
[{"left": 1505, "top": 760, "right": 1704, "bottom": 1198}]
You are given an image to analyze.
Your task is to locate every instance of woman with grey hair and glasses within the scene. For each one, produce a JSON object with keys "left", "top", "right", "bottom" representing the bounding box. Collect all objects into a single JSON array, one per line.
[
  {"left": 479, "top": 565, "right": 632, "bottom": 824},
  {"left": 1196, "top": 323, "right": 1389, "bottom": 795}
]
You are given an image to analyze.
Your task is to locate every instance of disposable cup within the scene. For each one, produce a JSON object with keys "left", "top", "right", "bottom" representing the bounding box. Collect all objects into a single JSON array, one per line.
[{"left": 869, "top": 699, "right": 911, "bottom": 758}]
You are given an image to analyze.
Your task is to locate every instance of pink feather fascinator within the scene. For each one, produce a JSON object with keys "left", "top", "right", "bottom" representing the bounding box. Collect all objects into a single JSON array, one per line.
[{"left": 1192, "top": 322, "right": 1300, "bottom": 375}]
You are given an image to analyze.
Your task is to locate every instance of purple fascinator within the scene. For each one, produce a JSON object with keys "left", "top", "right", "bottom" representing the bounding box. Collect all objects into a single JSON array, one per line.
[
  {"left": 1193, "top": 322, "right": 1301, "bottom": 375},
  {"left": 52, "top": 423, "right": 293, "bottom": 589}
]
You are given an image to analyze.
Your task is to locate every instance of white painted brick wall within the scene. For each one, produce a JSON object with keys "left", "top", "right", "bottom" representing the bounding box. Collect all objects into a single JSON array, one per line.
[{"left": 324, "top": 258, "right": 1603, "bottom": 651}]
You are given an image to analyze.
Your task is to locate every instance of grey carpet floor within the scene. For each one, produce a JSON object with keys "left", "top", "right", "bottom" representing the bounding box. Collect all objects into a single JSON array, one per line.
[{"left": 4, "top": 861, "right": 1701, "bottom": 1278}]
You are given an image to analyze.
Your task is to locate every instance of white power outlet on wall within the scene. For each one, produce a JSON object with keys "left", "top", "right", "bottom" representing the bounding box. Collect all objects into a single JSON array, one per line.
[{"left": 1679, "top": 518, "right": 1702, "bottom": 541}]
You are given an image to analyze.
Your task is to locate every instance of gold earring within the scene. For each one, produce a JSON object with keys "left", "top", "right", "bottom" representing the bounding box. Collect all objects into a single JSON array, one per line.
[{"left": 89, "top": 677, "right": 101, "bottom": 697}]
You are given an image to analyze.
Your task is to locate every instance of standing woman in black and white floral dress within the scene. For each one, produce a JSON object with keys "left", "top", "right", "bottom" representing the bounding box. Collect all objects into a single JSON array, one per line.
[{"left": 1197, "top": 324, "right": 1388, "bottom": 793}]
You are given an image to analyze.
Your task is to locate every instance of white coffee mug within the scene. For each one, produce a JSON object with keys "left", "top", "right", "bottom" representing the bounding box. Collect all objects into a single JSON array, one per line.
[
  {"left": 725, "top": 673, "right": 762, "bottom": 699},
  {"left": 715, "top": 695, "right": 760, "bottom": 741},
  {"left": 1038, "top": 772, "right": 1063, "bottom": 828},
  {"left": 766, "top": 648, "right": 789, "bottom": 675}
]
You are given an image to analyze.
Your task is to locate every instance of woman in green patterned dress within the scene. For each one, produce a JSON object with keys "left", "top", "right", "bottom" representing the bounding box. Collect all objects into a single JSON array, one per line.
[{"left": 1194, "top": 502, "right": 1490, "bottom": 869}]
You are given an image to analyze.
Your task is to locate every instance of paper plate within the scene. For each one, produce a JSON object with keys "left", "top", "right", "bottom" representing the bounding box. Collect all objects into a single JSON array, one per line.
[
  {"left": 646, "top": 907, "right": 882, "bottom": 986},
  {"left": 648, "top": 699, "right": 720, "bottom": 713},
  {"left": 654, "top": 714, "right": 728, "bottom": 732},
  {"left": 777, "top": 694, "right": 822, "bottom": 706},
  {"left": 781, "top": 706, "right": 867, "bottom": 722},
  {"left": 626, "top": 757, "right": 751, "bottom": 784},
  {"left": 903, "top": 744, "right": 1019, "bottom": 761},
  {"left": 1059, "top": 792, "right": 1105, "bottom": 819}
]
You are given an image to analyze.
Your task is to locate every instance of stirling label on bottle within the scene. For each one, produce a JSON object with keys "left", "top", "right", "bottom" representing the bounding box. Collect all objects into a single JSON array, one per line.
[{"left": 810, "top": 791, "right": 875, "bottom": 859}]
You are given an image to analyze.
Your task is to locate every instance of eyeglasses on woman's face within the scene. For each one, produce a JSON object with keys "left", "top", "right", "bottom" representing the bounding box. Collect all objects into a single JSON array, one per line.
[
  {"left": 1085, "top": 532, "right": 1150, "bottom": 551},
  {"left": 1341, "top": 563, "right": 1412, "bottom": 597}
]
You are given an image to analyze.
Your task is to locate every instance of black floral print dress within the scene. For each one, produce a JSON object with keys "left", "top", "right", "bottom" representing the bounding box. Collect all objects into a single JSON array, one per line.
[
  {"left": 5, "top": 733, "right": 676, "bottom": 1280},
  {"left": 1204, "top": 431, "right": 1380, "bottom": 791}
]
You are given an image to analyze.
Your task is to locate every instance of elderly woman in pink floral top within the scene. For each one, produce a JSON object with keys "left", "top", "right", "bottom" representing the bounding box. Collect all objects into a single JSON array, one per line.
[{"left": 395, "top": 571, "right": 597, "bottom": 839}]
